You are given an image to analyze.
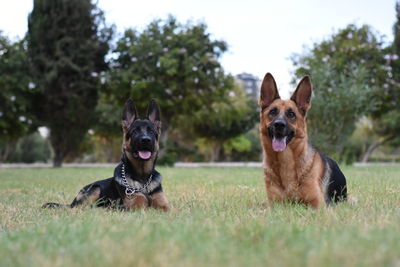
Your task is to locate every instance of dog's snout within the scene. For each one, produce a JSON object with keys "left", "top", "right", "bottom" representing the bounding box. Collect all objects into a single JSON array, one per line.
[
  {"left": 141, "top": 136, "right": 151, "bottom": 144},
  {"left": 273, "top": 120, "right": 286, "bottom": 130}
]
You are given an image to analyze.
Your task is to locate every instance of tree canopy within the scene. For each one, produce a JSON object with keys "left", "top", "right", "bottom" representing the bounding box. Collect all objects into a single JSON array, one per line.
[
  {"left": 95, "top": 16, "right": 259, "bottom": 162},
  {"left": 27, "top": 0, "right": 113, "bottom": 167},
  {"left": 109, "top": 16, "right": 230, "bottom": 129},
  {"left": 0, "top": 33, "right": 35, "bottom": 161},
  {"left": 191, "top": 80, "right": 258, "bottom": 161},
  {"left": 291, "top": 24, "right": 389, "bottom": 160},
  {"left": 359, "top": 3, "right": 400, "bottom": 162}
]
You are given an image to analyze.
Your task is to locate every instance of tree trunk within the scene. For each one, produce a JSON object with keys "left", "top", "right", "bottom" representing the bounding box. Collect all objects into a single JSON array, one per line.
[
  {"left": 209, "top": 142, "right": 221, "bottom": 162},
  {"left": 0, "top": 140, "right": 17, "bottom": 162},
  {"left": 51, "top": 138, "right": 67, "bottom": 168},
  {"left": 53, "top": 150, "right": 64, "bottom": 168},
  {"left": 50, "top": 132, "right": 71, "bottom": 168},
  {"left": 361, "top": 135, "right": 396, "bottom": 163},
  {"left": 103, "top": 138, "right": 114, "bottom": 163}
]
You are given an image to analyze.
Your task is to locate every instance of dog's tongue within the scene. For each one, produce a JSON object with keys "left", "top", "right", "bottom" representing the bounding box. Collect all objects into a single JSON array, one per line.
[
  {"left": 138, "top": 151, "right": 152, "bottom": 159},
  {"left": 272, "top": 137, "right": 287, "bottom": 152}
]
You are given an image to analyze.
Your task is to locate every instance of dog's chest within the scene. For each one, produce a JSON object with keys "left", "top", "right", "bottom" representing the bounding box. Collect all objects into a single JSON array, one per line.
[
  {"left": 115, "top": 171, "right": 144, "bottom": 189},
  {"left": 265, "top": 149, "right": 315, "bottom": 200}
]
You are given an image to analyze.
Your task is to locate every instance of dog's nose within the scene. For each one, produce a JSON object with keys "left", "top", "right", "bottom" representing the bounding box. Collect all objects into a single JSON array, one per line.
[
  {"left": 273, "top": 120, "right": 286, "bottom": 130},
  {"left": 141, "top": 136, "right": 151, "bottom": 144}
]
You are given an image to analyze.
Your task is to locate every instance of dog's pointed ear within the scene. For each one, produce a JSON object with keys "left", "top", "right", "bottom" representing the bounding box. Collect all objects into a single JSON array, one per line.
[
  {"left": 122, "top": 99, "right": 138, "bottom": 131},
  {"left": 147, "top": 99, "right": 161, "bottom": 128},
  {"left": 259, "top": 73, "right": 280, "bottom": 109},
  {"left": 290, "top": 76, "right": 313, "bottom": 116}
]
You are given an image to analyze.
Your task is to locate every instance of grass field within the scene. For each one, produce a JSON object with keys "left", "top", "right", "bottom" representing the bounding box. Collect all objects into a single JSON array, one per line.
[{"left": 0, "top": 165, "right": 399, "bottom": 267}]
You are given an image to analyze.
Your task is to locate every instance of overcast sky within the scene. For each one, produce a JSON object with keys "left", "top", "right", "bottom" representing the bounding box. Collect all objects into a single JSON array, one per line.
[{"left": 0, "top": 0, "right": 397, "bottom": 98}]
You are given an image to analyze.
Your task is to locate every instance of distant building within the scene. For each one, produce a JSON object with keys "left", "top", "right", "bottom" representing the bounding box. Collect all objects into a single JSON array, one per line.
[{"left": 235, "top": 73, "right": 260, "bottom": 100}]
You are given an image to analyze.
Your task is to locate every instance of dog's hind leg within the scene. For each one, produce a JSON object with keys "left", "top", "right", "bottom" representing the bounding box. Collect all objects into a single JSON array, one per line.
[
  {"left": 324, "top": 157, "right": 347, "bottom": 204},
  {"left": 69, "top": 185, "right": 101, "bottom": 208}
]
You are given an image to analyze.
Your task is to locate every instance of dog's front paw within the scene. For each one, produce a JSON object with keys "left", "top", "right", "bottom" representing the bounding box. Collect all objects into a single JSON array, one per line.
[
  {"left": 123, "top": 193, "right": 149, "bottom": 210},
  {"left": 150, "top": 192, "right": 170, "bottom": 211}
]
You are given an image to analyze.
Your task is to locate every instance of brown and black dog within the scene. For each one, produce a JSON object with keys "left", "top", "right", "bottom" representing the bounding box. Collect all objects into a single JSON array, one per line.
[
  {"left": 43, "top": 99, "right": 170, "bottom": 211},
  {"left": 259, "top": 73, "right": 347, "bottom": 208}
]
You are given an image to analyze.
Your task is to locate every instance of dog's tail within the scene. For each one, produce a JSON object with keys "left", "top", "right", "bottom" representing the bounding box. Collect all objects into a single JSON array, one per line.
[{"left": 41, "top": 202, "right": 71, "bottom": 209}]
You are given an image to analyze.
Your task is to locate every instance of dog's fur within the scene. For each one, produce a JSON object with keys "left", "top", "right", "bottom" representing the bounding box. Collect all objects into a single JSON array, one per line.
[
  {"left": 42, "top": 99, "right": 170, "bottom": 211},
  {"left": 259, "top": 73, "right": 347, "bottom": 208}
]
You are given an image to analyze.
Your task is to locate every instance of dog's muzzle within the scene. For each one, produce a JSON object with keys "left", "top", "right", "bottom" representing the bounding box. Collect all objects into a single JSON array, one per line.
[
  {"left": 133, "top": 136, "right": 155, "bottom": 160},
  {"left": 268, "top": 120, "right": 294, "bottom": 152}
]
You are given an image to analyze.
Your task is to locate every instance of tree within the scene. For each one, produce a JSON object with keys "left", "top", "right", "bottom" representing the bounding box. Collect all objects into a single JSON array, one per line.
[
  {"left": 108, "top": 16, "right": 230, "bottom": 151},
  {"left": 191, "top": 81, "right": 258, "bottom": 161},
  {"left": 291, "top": 24, "right": 389, "bottom": 161},
  {"left": 360, "top": 2, "right": 400, "bottom": 162},
  {"left": 361, "top": 111, "right": 400, "bottom": 162},
  {"left": 8, "top": 132, "right": 52, "bottom": 163},
  {"left": 0, "top": 33, "right": 36, "bottom": 162},
  {"left": 27, "top": 0, "right": 113, "bottom": 167},
  {"left": 91, "top": 94, "right": 122, "bottom": 162}
]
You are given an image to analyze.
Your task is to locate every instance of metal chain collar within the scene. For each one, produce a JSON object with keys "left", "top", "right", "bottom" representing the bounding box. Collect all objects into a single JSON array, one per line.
[{"left": 121, "top": 163, "right": 153, "bottom": 198}]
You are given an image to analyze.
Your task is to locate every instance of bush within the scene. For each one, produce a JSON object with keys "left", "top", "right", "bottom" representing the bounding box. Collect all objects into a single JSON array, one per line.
[{"left": 8, "top": 132, "right": 52, "bottom": 163}]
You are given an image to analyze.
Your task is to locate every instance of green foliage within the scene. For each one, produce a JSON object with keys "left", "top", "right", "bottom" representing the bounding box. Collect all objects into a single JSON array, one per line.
[
  {"left": 27, "top": 0, "right": 113, "bottom": 167},
  {"left": 109, "top": 15, "right": 229, "bottom": 128},
  {"left": 228, "top": 127, "right": 262, "bottom": 162},
  {"left": 70, "top": 94, "right": 123, "bottom": 163},
  {"left": 306, "top": 63, "right": 375, "bottom": 157},
  {"left": 0, "top": 33, "right": 36, "bottom": 161},
  {"left": 355, "top": 3, "right": 400, "bottom": 162},
  {"left": 292, "top": 24, "right": 387, "bottom": 87},
  {"left": 371, "top": 1, "right": 400, "bottom": 139},
  {"left": 192, "top": 81, "right": 258, "bottom": 140},
  {"left": 93, "top": 95, "right": 122, "bottom": 139},
  {"left": 191, "top": 82, "right": 258, "bottom": 161},
  {"left": 8, "top": 132, "right": 52, "bottom": 163},
  {"left": 102, "top": 15, "right": 258, "bottom": 162},
  {"left": 156, "top": 147, "right": 177, "bottom": 166},
  {"left": 224, "top": 135, "right": 252, "bottom": 154},
  {"left": 291, "top": 24, "right": 388, "bottom": 160},
  {"left": 388, "top": 2, "right": 400, "bottom": 103},
  {"left": 375, "top": 110, "right": 400, "bottom": 137}
]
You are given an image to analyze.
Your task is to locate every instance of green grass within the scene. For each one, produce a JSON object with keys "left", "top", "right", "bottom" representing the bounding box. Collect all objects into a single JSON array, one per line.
[{"left": 0, "top": 165, "right": 399, "bottom": 267}]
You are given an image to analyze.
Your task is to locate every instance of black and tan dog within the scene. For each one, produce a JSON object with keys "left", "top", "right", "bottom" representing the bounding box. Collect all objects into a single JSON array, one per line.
[
  {"left": 259, "top": 73, "right": 347, "bottom": 208},
  {"left": 43, "top": 99, "right": 170, "bottom": 211}
]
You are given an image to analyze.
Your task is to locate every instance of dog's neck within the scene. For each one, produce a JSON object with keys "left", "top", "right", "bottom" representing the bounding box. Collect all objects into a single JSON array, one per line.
[{"left": 122, "top": 153, "right": 156, "bottom": 182}]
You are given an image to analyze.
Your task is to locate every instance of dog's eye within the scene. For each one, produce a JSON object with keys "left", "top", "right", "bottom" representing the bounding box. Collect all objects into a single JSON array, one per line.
[
  {"left": 269, "top": 108, "right": 278, "bottom": 117},
  {"left": 286, "top": 109, "right": 296, "bottom": 120}
]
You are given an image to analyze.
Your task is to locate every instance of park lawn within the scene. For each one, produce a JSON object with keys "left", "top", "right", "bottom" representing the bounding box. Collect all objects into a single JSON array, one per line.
[{"left": 0, "top": 165, "right": 399, "bottom": 267}]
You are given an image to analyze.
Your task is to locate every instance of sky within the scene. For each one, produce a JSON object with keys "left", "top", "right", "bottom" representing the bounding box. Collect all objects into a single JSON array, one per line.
[{"left": 0, "top": 0, "right": 397, "bottom": 98}]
